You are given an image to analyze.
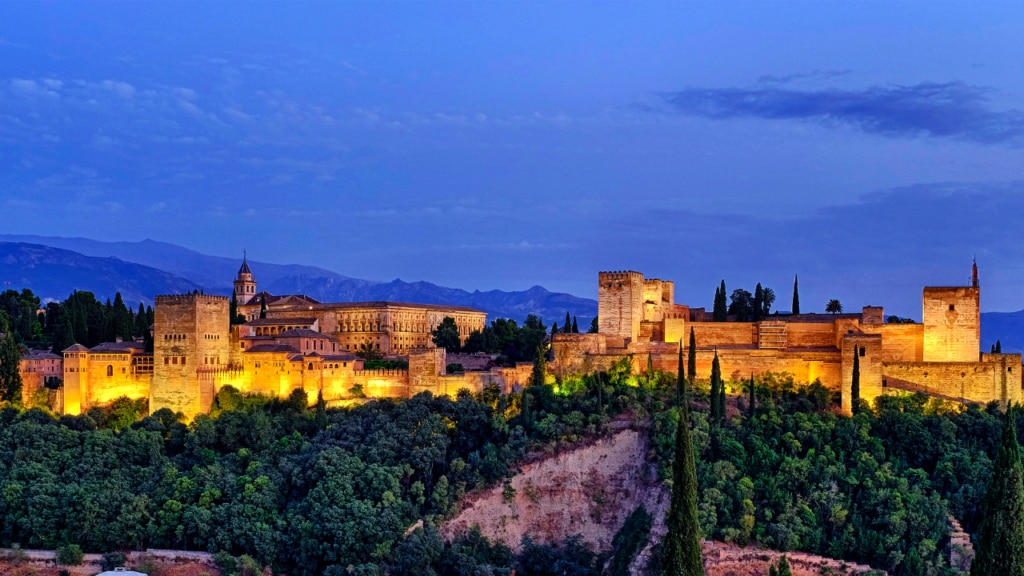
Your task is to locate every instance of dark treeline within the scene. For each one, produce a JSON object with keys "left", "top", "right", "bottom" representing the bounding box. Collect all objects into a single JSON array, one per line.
[
  {"left": 0, "top": 288, "right": 153, "bottom": 353},
  {"left": 454, "top": 315, "right": 548, "bottom": 364}
]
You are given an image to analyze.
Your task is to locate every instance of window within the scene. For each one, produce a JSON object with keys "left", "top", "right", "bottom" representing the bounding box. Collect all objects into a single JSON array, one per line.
[
  {"left": 859, "top": 347, "right": 865, "bottom": 357},
  {"left": 106, "top": 365, "right": 114, "bottom": 377},
  {"left": 949, "top": 304, "right": 955, "bottom": 311}
]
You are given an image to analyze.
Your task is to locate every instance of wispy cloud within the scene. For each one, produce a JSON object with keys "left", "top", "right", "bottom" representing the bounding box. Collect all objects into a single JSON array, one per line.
[{"left": 660, "top": 81, "right": 1024, "bottom": 145}]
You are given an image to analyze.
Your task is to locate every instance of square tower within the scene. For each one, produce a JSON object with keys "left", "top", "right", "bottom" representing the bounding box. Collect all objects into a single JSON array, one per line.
[
  {"left": 922, "top": 286, "right": 980, "bottom": 363},
  {"left": 598, "top": 271, "right": 645, "bottom": 343},
  {"left": 152, "top": 294, "right": 231, "bottom": 419}
]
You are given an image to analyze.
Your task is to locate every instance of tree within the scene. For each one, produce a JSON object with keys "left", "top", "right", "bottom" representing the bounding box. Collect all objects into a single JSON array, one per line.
[
  {"left": 687, "top": 328, "right": 697, "bottom": 397},
  {"left": 826, "top": 299, "right": 843, "bottom": 314},
  {"left": 551, "top": 323, "right": 558, "bottom": 336},
  {"left": 753, "top": 284, "right": 764, "bottom": 322},
  {"left": 662, "top": 340, "right": 705, "bottom": 575},
  {"left": 571, "top": 316, "right": 579, "bottom": 334},
  {"left": 761, "top": 287, "right": 775, "bottom": 317},
  {"left": 769, "top": 555, "right": 793, "bottom": 576},
  {"left": 993, "top": 340, "right": 1003, "bottom": 354},
  {"left": 728, "top": 289, "right": 753, "bottom": 322},
  {"left": 564, "top": 312, "right": 572, "bottom": 334},
  {"left": 0, "top": 317, "right": 23, "bottom": 405},
  {"left": 791, "top": 275, "right": 800, "bottom": 315},
  {"left": 259, "top": 299, "right": 267, "bottom": 319},
  {"left": 315, "top": 389, "right": 327, "bottom": 430},
  {"left": 531, "top": 345, "right": 546, "bottom": 387},
  {"left": 135, "top": 302, "right": 149, "bottom": 337},
  {"left": 431, "top": 317, "right": 461, "bottom": 352},
  {"left": 851, "top": 346, "right": 860, "bottom": 415},
  {"left": 710, "top": 351, "right": 722, "bottom": 425},
  {"left": 713, "top": 281, "right": 727, "bottom": 322},
  {"left": 971, "top": 408, "right": 1024, "bottom": 576},
  {"left": 588, "top": 317, "right": 599, "bottom": 334}
]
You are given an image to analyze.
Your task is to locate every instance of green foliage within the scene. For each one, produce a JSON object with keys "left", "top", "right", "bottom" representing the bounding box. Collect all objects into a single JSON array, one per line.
[
  {"left": 608, "top": 506, "right": 652, "bottom": 576},
  {"left": 652, "top": 377, "right": 1007, "bottom": 576},
  {"left": 769, "top": 555, "right": 793, "bottom": 576},
  {"left": 56, "top": 544, "right": 84, "bottom": 565},
  {"left": 363, "top": 359, "right": 408, "bottom": 370},
  {"left": 432, "top": 316, "right": 462, "bottom": 352},
  {"left": 826, "top": 299, "right": 843, "bottom": 314},
  {"left": 100, "top": 551, "right": 127, "bottom": 570},
  {"left": 0, "top": 317, "right": 23, "bottom": 405},
  {"left": 588, "top": 317, "right": 598, "bottom": 333},
  {"left": 463, "top": 316, "right": 547, "bottom": 365},
  {"left": 517, "top": 535, "right": 599, "bottom": 576},
  {"left": 971, "top": 407, "right": 1024, "bottom": 576}
]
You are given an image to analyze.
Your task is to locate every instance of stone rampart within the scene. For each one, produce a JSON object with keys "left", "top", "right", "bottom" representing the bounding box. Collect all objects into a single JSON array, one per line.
[{"left": 883, "top": 355, "right": 1022, "bottom": 406}]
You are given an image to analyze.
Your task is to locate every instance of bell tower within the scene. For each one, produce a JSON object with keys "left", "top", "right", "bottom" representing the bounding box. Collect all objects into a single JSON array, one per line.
[{"left": 233, "top": 253, "right": 257, "bottom": 305}]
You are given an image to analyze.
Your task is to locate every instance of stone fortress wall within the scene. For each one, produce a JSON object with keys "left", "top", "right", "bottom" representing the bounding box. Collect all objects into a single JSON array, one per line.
[{"left": 553, "top": 263, "right": 1022, "bottom": 413}]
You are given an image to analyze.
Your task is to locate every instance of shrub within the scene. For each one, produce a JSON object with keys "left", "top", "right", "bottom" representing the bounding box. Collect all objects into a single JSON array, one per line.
[
  {"left": 101, "top": 551, "right": 127, "bottom": 571},
  {"left": 56, "top": 544, "right": 83, "bottom": 566}
]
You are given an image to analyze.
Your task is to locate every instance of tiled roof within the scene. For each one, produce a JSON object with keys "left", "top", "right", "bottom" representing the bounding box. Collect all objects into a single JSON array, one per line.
[{"left": 63, "top": 344, "right": 90, "bottom": 352}]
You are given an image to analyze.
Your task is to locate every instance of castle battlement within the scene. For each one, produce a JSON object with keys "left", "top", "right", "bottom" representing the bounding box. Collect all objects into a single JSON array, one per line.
[
  {"left": 598, "top": 270, "right": 644, "bottom": 282},
  {"left": 155, "top": 294, "right": 230, "bottom": 304}
]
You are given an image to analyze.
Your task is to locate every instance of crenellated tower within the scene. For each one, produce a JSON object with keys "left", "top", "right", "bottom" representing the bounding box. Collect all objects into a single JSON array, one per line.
[
  {"left": 234, "top": 254, "right": 257, "bottom": 305},
  {"left": 598, "top": 271, "right": 645, "bottom": 343}
]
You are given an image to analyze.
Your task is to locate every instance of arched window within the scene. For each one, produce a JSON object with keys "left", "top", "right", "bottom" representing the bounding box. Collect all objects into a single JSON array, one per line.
[
  {"left": 106, "top": 365, "right": 113, "bottom": 377},
  {"left": 308, "top": 362, "right": 314, "bottom": 370}
]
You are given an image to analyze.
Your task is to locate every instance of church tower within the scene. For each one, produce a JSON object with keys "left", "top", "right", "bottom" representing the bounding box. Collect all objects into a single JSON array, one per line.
[{"left": 233, "top": 254, "right": 257, "bottom": 305}]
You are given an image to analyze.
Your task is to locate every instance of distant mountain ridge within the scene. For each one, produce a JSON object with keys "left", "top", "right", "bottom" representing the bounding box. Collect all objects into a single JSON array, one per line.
[{"left": 0, "top": 236, "right": 597, "bottom": 324}]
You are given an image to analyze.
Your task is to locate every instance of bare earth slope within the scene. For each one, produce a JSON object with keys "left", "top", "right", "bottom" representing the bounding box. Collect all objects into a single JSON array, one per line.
[{"left": 442, "top": 426, "right": 883, "bottom": 576}]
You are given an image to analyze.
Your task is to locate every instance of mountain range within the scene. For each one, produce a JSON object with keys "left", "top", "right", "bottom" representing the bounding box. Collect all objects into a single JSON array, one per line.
[{"left": 0, "top": 236, "right": 597, "bottom": 325}]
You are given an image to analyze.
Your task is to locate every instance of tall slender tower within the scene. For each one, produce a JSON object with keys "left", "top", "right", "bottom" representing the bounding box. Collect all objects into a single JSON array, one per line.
[{"left": 233, "top": 253, "right": 257, "bottom": 305}]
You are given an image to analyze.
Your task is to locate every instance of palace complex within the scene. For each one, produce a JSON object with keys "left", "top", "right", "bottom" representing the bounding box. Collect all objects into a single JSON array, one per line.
[
  {"left": 551, "top": 262, "right": 1021, "bottom": 413},
  {"left": 21, "top": 259, "right": 528, "bottom": 420},
  {"left": 17, "top": 260, "right": 1019, "bottom": 419}
]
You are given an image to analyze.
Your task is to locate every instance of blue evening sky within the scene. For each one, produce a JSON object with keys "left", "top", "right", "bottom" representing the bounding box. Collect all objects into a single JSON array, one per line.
[{"left": 2, "top": 2, "right": 1024, "bottom": 317}]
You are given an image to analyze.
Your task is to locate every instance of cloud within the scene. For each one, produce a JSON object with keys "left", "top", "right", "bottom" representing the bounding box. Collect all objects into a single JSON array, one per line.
[
  {"left": 757, "top": 70, "right": 851, "bottom": 84},
  {"left": 9, "top": 78, "right": 59, "bottom": 99},
  {"left": 660, "top": 81, "right": 1024, "bottom": 145},
  {"left": 100, "top": 79, "right": 135, "bottom": 98}
]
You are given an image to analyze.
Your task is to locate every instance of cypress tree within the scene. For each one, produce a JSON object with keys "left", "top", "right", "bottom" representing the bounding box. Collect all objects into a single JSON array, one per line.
[
  {"left": 259, "top": 298, "right": 268, "bottom": 319},
  {"left": 676, "top": 341, "right": 685, "bottom": 405},
  {"left": 769, "top": 555, "right": 793, "bottom": 576},
  {"left": 753, "top": 283, "right": 764, "bottom": 322},
  {"left": 792, "top": 275, "right": 800, "bottom": 315},
  {"left": 710, "top": 351, "right": 722, "bottom": 424},
  {"left": 718, "top": 374, "right": 727, "bottom": 424},
  {"left": 713, "top": 286, "right": 720, "bottom": 319},
  {"left": 971, "top": 407, "right": 1024, "bottom": 576},
  {"left": 713, "top": 281, "right": 728, "bottom": 322},
  {"left": 687, "top": 327, "right": 697, "bottom": 396},
  {"left": 230, "top": 293, "right": 239, "bottom": 326},
  {"left": 572, "top": 315, "right": 579, "bottom": 333},
  {"left": 647, "top": 353, "right": 654, "bottom": 377},
  {"left": 314, "top": 389, "right": 327, "bottom": 430},
  {"left": 551, "top": 323, "right": 558, "bottom": 336},
  {"left": 997, "top": 340, "right": 1003, "bottom": 353},
  {"left": 564, "top": 312, "right": 571, "bottom": 333},
  {"left": 531, "top": 345, "right": 546, "bottom": 387},
  {"left": 851, "top": 346, "right": 860, "bottom": 415},
  {"left": 135, "top": 302, "right": 148, "bottom": 337},
  {"left": 662, "top": 339, "right": 705, "bottom": 575}
]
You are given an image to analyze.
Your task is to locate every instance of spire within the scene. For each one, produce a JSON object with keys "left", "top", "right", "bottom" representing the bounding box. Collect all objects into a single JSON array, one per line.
[
  {"left": 238, "top": 251, "right": 252, "bottom": 276},
  {"left": 972, "top": 257, "right": 979, "bottom": 288}
]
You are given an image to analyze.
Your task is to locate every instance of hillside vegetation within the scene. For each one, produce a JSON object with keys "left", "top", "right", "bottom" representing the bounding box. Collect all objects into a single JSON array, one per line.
[{"left": 0, "top": 356, "right": 1010, "bottom": 576}]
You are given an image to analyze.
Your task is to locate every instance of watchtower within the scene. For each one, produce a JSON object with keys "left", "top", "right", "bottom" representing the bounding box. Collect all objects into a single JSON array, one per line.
[
  {"left": 922, "top": 262, "right": 980, "bottom": 363},
  {"left": 598, "top": 271, "right": 645, "bottom": 343},
  {"left": 151, "top": 293, "right": 230, "bottom": 419}
]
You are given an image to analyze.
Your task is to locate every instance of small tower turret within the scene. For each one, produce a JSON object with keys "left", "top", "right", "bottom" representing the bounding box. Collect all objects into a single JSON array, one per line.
[{"left": 233, "top": 252, "right": 257, "bottom": 305}]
